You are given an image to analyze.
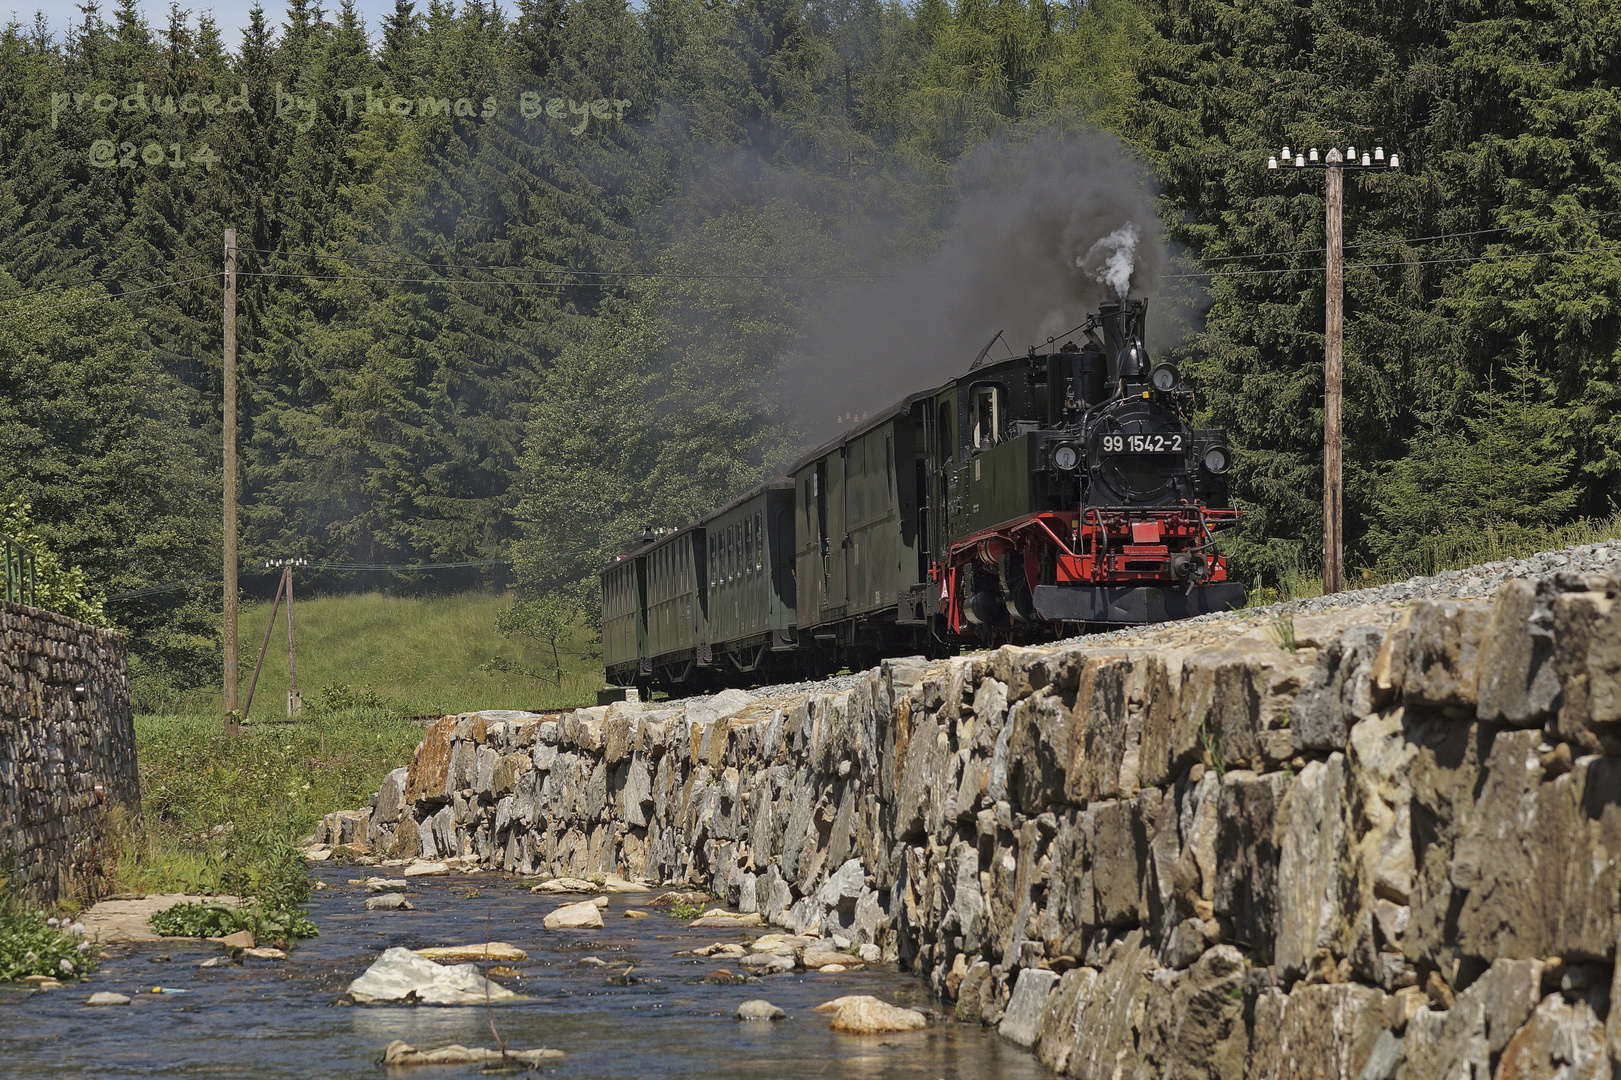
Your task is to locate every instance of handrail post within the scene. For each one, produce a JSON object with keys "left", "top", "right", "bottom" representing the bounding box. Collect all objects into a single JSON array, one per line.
[{"left": 2, "top": 533, "right": 39, "bottom": 608}]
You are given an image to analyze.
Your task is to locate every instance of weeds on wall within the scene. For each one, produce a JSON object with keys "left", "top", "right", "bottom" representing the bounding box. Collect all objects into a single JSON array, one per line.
[{"left": 0, "top": 872, "right": 100, "bottom": 981}]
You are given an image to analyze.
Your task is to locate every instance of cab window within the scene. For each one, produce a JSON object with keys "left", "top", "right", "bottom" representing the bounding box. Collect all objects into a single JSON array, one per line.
[{"left": 971, "top": 385, "right": 1001, "bottom": 449}]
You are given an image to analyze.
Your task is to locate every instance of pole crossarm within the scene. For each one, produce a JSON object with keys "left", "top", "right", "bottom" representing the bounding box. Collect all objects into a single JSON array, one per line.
[{"left": 1269, "top": 144, "right": 1401, "bottom": 172}]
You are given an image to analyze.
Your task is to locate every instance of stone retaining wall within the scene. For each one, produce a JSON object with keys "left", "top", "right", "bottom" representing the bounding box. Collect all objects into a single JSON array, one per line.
[
  {"left": 347, "top": 567, "right": 1621, "bottom": 1078},
  {"left": 0, "top": 600, "right": 139, "bottom": 902}
]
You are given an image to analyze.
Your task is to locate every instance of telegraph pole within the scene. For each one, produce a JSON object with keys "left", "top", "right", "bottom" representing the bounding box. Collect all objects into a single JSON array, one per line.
[
  {"left": 241, "top": 557, "right": 307, "bottom": 721},
  {"left": 223, "top": 228, "right": 239, "bottom": 726},
  {"left": 1268, "top": 143, "right": 1401, "bottom": 594},
  {"left": 1324, "top": 152, "right": 1345, "bottom": 595},
  {"left": 286, "top": 560, "right": 301, "bottom": 718}
]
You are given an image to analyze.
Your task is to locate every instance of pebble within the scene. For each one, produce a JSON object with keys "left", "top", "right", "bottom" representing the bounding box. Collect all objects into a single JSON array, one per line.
[
  {"left": 402, "top": 861, "right": 449, "bottom": 877},
  {"left": 530, "top": 877, "right": 599, "bottom": 895},
  {"left": 414, "top": 943, "right": 528, "bottom": 963},
  {"left": 689, "top": 909, "right": 763, "bottom": 928},
  {"left": 364, "top": 892, "right": 413, "bottom": 911},
  {"left": 735, "top": 999, "right": 786, "bottom": 1021},
  {"left": 543, "top": 900, "right": 605, "bottom": 930},
  {"left": 85, "top": 992, "right": 130, "bottom": 1006},
  {"left": 739, "top": 952, "right": 795, "bottom": 974},
  {"left": 382, "top": 1041, "right": 563, "bottom": 1066},
  {"left": 824, "top": 995, "right": 928, "bottom": 1034}
]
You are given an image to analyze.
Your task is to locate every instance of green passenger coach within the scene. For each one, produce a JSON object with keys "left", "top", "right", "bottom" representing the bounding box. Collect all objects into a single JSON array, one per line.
[
  {"left": 703, "top": 480, "right": 797, "bottom": 677},
  {"left": 792, "top": 404, "right": 929, "bottom": 663},
  {"left": 602, "top": 480, "right": 797, "bottom": 692},
  {"left": 600, "top": 553, "right": 645, "bottom": 684}
]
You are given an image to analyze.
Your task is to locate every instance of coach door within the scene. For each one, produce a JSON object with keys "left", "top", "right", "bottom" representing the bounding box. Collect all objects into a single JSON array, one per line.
[{"left": 828, "top": 447, "right": 848, "bottom": 611}]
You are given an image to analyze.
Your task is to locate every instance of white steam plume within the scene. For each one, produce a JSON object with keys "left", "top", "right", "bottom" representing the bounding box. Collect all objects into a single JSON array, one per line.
[{"left": 1080, "top": 221, "right": 1141, "bottom": 300}]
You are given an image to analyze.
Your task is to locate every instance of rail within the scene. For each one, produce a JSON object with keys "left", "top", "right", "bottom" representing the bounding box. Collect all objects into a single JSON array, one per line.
[{"left": 3, "top": 532, "right": 37, "bottom": 607}]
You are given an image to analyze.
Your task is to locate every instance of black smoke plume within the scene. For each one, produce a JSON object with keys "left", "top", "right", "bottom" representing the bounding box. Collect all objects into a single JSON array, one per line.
[{"left": 776, "top": 128, "right": 1167, "bottom": 440}]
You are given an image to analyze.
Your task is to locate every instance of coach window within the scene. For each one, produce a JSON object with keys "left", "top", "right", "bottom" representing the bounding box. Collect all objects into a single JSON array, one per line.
[
  {"left": 971, "top": 384, "right": 1002, "bottom": 450},
  {"left": 885, "top": 438, "right": 894, "bottom": 508},
  {"left": 744, "top": 518, "right": 754, "bottom": 575},
  {"left": 755, "top": 512, "right": 763, "bottom": 569}
]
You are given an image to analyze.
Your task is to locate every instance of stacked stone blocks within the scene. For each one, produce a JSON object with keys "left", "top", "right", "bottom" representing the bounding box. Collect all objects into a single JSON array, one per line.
[
  {"left": 342, "top": 567, "right": 1621, "bottom": 1078},
  {"left": 0, "top": 599, "right": 138, "bottom": 903}
]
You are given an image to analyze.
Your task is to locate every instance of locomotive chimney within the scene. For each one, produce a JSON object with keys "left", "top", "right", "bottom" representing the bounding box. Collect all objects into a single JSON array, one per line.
[{"left": 1099, "top": 298, "right": 1150, "bottom": 385}]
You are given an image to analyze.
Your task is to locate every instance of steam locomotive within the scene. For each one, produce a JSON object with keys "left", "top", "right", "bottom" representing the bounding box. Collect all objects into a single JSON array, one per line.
[{"left": 602, "top": 299, "right": 1243, "bottom": 692}]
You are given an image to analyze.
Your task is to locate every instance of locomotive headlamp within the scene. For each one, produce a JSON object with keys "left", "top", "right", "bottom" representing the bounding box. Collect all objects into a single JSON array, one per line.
[
  {"left": 1051, "top": 443, "right": 1080, "bottom": 471},
  {"left": 1202, "top": 446, "right": 1231, "bottom": 474},
  {"left": 1150, "top": 363, "right": 1180, "bottom": 392}
]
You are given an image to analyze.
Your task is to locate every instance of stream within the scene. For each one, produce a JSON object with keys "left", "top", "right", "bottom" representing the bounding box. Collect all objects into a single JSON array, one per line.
[{"left": 1, "top": 865, "right": 1049, "bottom": 1078}]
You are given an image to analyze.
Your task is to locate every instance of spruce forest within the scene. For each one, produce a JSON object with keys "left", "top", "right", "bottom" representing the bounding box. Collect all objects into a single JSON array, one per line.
[{"left": 3, "top": 0, "right": 1619, "bottom": 702}]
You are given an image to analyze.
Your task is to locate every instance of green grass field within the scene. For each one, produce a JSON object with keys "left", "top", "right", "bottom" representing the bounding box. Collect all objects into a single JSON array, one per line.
[
  {"left": 209, "top": 590, "right": 602, "bottom": 717},
  {"left": 116, "top": 709, "right": 430, "bottom": 899},
  {"left": 107, "top": 590, "right": 603, "bottom": 900}
]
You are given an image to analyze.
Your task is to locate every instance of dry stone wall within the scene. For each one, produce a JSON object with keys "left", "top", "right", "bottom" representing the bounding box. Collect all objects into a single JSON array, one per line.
[
  {"left": 347, "top": 567, "right": 1621, "bottom": 1079},
  {"left": 0, "top": 600, "right": 138, "bottom": 902}
]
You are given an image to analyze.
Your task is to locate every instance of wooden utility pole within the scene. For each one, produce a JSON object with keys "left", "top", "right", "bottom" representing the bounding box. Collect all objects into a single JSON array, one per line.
[
  {"left": 286, "top": 563, "right": 301, "bottom": 717},
  {"left": 1267, "top": 143, "right": 1400, "bottom": 596},
  {"left": 1323, "top": 150, "right": 1345, "bottom": 595},
  {"left": 242, "top": 566, "right": 287, "bottom": 722},
  {"left": 223, "top": 227, "right": 239, "bottom": 724}
]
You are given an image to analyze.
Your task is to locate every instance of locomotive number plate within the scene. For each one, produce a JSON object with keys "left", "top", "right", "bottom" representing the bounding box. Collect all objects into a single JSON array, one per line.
[{"left": 1101, "top": 433, "right": 1184, "bottom": 454}]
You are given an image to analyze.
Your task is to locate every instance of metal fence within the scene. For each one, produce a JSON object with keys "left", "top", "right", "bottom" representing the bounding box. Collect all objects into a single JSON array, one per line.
[{"left": 3, "top": 532, "right": 36, "bottom": 607}]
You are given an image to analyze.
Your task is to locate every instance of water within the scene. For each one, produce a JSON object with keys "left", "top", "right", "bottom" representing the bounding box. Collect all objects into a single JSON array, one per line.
[{"left": 1, "top": 866, "right": 1048, "bottom": 1079}]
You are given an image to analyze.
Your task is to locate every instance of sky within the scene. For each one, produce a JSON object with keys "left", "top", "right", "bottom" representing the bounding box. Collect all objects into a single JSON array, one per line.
[{"left": 14, "top": 0, "right": 403, "bottom": 51}]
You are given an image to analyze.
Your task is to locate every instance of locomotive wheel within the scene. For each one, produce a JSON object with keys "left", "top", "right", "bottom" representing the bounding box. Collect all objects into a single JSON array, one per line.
[{"left": 998, "top": 552, "right": 1038, "bottom": 623}]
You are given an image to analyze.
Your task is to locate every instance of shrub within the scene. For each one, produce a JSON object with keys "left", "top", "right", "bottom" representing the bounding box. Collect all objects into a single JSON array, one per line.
[
  {"left": 313, "top": 683, "right": 389, "bottom": 713},
  {"left": 148, "top": 900, "right": 317, "bottom": 945},
  {"left": 148, "top": 901, "right": 253, "bottom": 938},
  {"left": 0, "top": 903, "right": 99, "bottom": 981}
]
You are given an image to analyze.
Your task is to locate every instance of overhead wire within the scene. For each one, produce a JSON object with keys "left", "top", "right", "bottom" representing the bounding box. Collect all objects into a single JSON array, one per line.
[
  {"left": 1165, "top": 240, "right": 1621, "bottom": 281},
  {"left": 241, "top": 244, "right": 894, "bottom": 283},
  {"left": 106, "top": 557, "right": 513, "bottom": 602},
  {"left": 0, "top": 273, "right": 216, "bottom": 320},
  {"left": 5, "top": 205, "right": 1621, "bottom": 313},
  {"left": 1189, "top": 207, "right": 1621, "bottom": 264},
  {"left": 0, "top": 243, "right": 212, "bottom": 296}
]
